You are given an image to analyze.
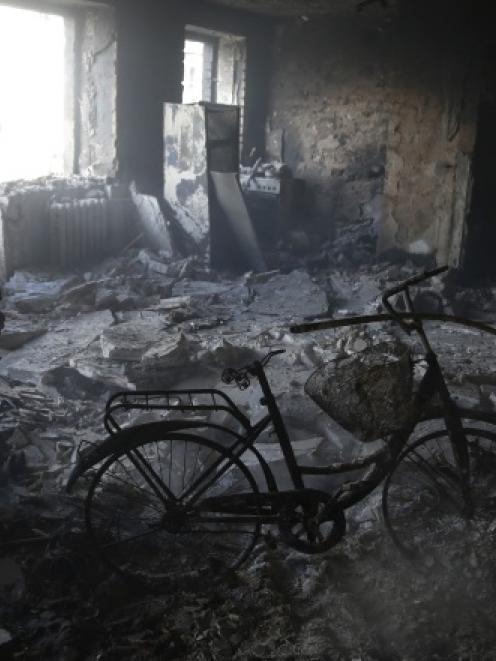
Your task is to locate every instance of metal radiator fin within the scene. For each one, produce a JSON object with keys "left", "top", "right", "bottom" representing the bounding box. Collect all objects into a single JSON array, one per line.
[{"left": 49, "top": 199, "right": 110, "bottom": 268}]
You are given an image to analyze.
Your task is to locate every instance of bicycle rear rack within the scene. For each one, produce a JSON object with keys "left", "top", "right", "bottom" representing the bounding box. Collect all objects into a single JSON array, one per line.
[{"left": 104, "top": 389, "right": 251, "bottom": 435}]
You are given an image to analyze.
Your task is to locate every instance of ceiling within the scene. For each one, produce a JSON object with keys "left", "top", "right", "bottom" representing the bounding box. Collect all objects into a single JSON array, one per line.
[{"left": 198, "top": 0, "right": 368, "bottom": 17}]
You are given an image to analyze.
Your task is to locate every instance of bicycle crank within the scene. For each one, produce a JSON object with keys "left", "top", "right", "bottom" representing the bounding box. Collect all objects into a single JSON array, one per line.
[{"left": 277, "top": 491, "right": 346, "bottom": 554}]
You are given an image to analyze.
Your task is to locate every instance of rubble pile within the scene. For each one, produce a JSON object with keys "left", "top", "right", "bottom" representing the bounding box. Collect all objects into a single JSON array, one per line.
[
  {"left": 2, "top": 491, "right": 496, "bottom": 659},
  {"left": 0, "top": 175, "right": 110, "bottom": 198},
  {"left": 2, "top": 250, "right": 496, "bottom": 497},
  {"left": 329, "top": 218, "right": 378, "bottom": 267},
  {"left": 1, "top": 250, "right": 496, "bottom": 658}
]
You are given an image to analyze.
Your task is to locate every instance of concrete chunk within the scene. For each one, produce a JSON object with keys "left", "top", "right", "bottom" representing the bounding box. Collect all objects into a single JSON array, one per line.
[
  {"left": 100, "top": 318, "right": 166, "bottom": 361},
  {"left": 69, "top": 340, "right": 134, "bottom": 390},
  {"left": 249, "top": 270, "right": 329, "bottom": 318},
  {"left": 132, "top": 188, "right": 174, "bottom": 260},
  {"left": 0, "top": 310, "right": 114, "bottom": 385},
  {"left": 0, "top": 320, "right": 47, "bottom": 350}
]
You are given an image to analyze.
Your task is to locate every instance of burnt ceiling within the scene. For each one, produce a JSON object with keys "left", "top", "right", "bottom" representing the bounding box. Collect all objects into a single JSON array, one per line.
[{"left": 197, "top": 0, "right": 383, "bottom": 16}]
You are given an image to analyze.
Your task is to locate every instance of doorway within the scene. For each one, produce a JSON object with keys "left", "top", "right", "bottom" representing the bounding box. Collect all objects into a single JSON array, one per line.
[{"left": 461, "top": 95, "right": 496, "bottom": 283}]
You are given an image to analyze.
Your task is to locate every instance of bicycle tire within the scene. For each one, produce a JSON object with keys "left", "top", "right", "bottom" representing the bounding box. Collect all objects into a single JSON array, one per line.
[
  {"left": 85, "top": 430, "right": 261, "bottom": 586},
  {"left": 382, "top": 426, "right": 496, "bottom": 568}
]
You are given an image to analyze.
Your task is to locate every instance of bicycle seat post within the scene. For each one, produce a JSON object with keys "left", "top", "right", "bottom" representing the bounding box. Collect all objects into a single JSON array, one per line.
[
  {"left": 251, "top": 360, "right": 305, "bottom": 490},
  {"left": 404, "top": 289, "right": 435, "bottom": 356},
  {"left": 383, "top": 266, "right": 449, "bottom": 355}
]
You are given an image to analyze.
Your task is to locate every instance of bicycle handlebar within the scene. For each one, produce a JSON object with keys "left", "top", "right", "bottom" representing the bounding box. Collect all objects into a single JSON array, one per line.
[
  {"left": 381, "top": 265, "right": 449, "bottom": 333},
  {"left": 382, "top": 265, "right": 448, "bottom": 302}
]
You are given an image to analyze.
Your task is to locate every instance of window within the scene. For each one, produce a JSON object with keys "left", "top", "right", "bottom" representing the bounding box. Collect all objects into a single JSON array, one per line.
[
  {"left": 182, "top": 27, "right": 247, "bottom": 109},
  {"left": 182, "top": 27, "right": 247, "bottom": 152},
  {"left": 0, "top": 5, "right": 66, "bottom": 182},
  {"left": 183, "top": 39, "right": 216, "bottom": 104}
]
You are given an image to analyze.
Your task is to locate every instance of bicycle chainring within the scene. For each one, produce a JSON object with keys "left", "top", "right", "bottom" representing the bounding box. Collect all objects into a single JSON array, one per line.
[{"left": 277, "top": 492, "right": 346, "bottom": 554}]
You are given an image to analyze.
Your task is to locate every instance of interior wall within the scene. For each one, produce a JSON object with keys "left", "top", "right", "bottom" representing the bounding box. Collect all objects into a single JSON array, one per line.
[
  {"left": 379, "top": 2, "right": 480, "bottom": 265},
  {"left": 267, "top": 0, "right": 481, "bottom": 263},
  {"left": 77, "top": 5, "right": 117, "bottom": 176},
  {"left": 115, "top": 0, "right": 274, "bottom": 197},
  {"left": 268, "top": 8, "right": 390, "bottom": 231}
]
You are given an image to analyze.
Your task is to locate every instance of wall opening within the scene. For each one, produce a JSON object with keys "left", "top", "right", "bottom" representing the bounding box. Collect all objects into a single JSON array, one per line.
[
  {"left": 0, "top": 5, "right": 66, "bottom": 182},
  {"left": 183, "top": 38, "right": 216, "bottom": 104},
  {"left": 182, "top": 26, "right": 247, "bottom": 148}
]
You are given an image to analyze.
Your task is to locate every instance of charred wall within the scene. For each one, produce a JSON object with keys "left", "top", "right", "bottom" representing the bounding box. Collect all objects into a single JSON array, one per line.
[
  {"left": 115, "top": 0, "right": 274, "bottom": 197},
  {"left": 267, "top": 0, "right": 483, "bottom": 264},
  {"left": 77, "top": 6, "right": 117, "bottom": 176},
  {"left": 268, "top": 8, "right": 390, "bottom": 233}
]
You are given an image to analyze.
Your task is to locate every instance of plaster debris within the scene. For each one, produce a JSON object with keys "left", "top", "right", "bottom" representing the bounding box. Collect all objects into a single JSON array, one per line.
[
  {"left": 0, "top": 310, "right": 114, "bottom": 385},
  {"left": 131, "top": 187, "right": 174, "bottom": 260},
  {"left": 100, "top": 318, "right": 166, "bottom": 361},
  {"left": 1, "top": 247, "right": 496, "bottom": 661},
  {"left": 248, "top": 269, "right": 329, "bottom": 318}
]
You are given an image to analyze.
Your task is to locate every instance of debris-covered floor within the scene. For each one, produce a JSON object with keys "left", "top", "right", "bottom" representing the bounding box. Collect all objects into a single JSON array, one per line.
[{"left": 2, "top": 246, "right": 496, "bottom": 660}]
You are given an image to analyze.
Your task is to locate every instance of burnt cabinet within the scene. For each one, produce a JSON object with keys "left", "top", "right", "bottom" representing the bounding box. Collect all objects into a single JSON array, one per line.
[
  {"left": 163, "top": 102, "right": 239, "bottom": 254},
  {"left": 164, "top": 102, "right": 265, "bottom": 272}
]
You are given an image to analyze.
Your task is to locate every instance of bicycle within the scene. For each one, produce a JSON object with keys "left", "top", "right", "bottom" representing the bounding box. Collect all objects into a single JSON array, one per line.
[{"left": 67, "top": 265, "right": 496, "bottom": 584}]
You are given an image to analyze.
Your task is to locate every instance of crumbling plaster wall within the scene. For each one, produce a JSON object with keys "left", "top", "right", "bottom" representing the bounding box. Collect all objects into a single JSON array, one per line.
[
  {"left": 268, "top": 9, "right": 391, "bottom": 232},
  {"left": 267, "top": 1, "right": 481, "bottom": 263},
  {"left": 217, "top": 34, "right": 247, "bottom": 108},
  {"left": 78, "top": 6, "right": 117, "bottom": 176},
  {"left": 378, "top": 2, "right": 480, "bottom": 265}
]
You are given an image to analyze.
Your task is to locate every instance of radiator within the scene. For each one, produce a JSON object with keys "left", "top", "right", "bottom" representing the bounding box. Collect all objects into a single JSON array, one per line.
[{"left": 49, "top": 199, "right": 110, "bottom": 268}]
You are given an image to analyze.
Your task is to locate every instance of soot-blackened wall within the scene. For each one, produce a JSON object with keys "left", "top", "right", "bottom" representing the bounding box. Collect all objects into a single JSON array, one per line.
[
  {"left": 115, "top": 0, "right": 274, "bottom": 197},
  {"left": 267, "top": 0, "right": 482, "bottom": 264}
]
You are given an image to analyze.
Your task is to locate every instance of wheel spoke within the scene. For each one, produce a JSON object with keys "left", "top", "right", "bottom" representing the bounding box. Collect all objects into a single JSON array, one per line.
[
  {"left": 86, "top": 434, "right": 261, "bottom": 583},
  {"left": 383, "top": 428, "right": 496, "bottom": 564},
  {"left": 103, "top": 462, "right": 163, "bottom": 516},
  {"left": 180, "top": 453, "right": 234, "bottom": 505},
  {"left": 405, "top": 452, "right": 464, "bottom": 511},
  {"left": 102, "top": 525, "right": 164, "bottom": 550},
  {"left": 128, "top": 448, "right": 177, "bottom": 504}
]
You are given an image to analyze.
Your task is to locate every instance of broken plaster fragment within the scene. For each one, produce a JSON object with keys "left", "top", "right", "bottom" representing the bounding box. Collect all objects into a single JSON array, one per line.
[{"left": 100, "top": 318, "right": 166, "bottom": 361}]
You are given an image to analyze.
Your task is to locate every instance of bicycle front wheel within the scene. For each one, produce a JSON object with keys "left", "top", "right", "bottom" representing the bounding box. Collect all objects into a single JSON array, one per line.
[
  {"left": 85, "top": 429, "right": 261, "bottom": 585},
  {"left": 382, "top": 427, "right": 496, "bottom": 568}
]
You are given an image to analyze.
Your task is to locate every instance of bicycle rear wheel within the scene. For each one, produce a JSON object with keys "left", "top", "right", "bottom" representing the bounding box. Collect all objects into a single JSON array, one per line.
[
  {"left": 85, "top": 429, "right": 261, "bottom": 585},
  {"left": 382, "top": 427, "right": 496, "bottom": 567}
]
